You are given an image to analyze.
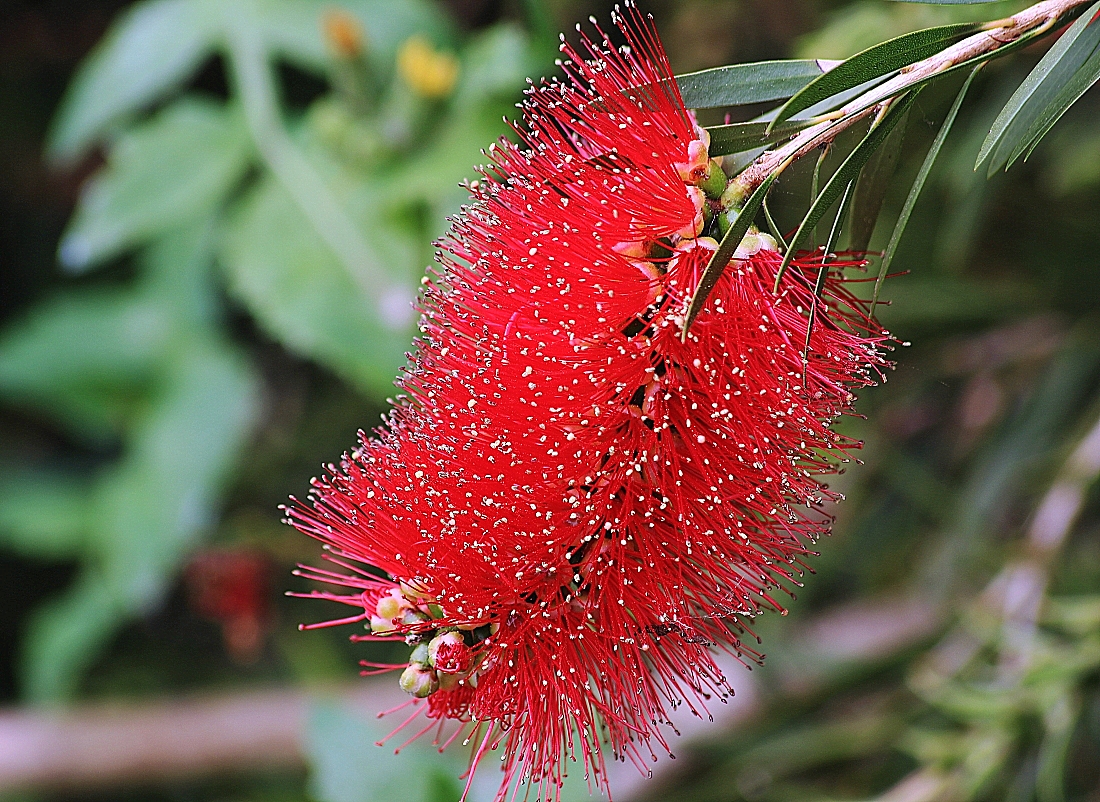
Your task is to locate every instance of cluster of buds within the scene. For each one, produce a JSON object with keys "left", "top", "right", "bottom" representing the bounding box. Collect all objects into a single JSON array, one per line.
[
  {"left": 613, "top": 126, "right": 780, "bottom": 352},
  {"left": 369, "top": 586, "right": 492, "bottom": 699},
  {"left": 673, "top": 125, "right": 779, "bottom": 258}
]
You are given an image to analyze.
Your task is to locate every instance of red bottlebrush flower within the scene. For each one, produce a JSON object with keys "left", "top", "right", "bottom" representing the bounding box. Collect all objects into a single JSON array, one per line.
[{"left": 287, "top": 4, "right": 890, "bottom": 799}]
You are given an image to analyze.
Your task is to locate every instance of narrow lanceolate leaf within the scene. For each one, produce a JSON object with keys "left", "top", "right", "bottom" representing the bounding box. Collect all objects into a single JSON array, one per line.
[
  {"left": 770, "top": 23, "right": 977, "bottom": 132},
  {"left": 676, "top": 59, "right": 837, "bottom": 109},
  {"left": 874, "top": 66, "right": 981, "bottom": 311},
  {"left": 706, "top": 119, "right": 816, "bottom": 156},
  {"left": 848, "top": 107, "right": 910, "bottom": 252},
  {"left": 978, "top": 0, "right": 1100, "bottom": 175},
  {"left": 682, "top": 173, "right": 779, "bottom": 335},
  {"left": 776, "top": 89, "right": 922, "bottom": 291}
]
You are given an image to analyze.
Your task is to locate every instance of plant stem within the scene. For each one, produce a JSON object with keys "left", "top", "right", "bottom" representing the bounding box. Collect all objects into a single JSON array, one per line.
[{"left": 737, "top": 0, "right": 1096, "bottom": 194}]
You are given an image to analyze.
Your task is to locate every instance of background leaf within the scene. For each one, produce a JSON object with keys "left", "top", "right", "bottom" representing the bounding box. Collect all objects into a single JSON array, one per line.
[
  {"left": 90, "top": 338, "right": 259, "bottom": 612},
  {"left": 19, "top": 336, "right": 262, "bottom": 702},
  {"left": 221, "top": 174, "right": 413, "bottom": 397},
  {"left": 21, "top": 572, "right": 124, "bottom": 703},
  {"left": 58, "top": 98, "right": 251, "bottom": 272},
  {"left": 0, "top": 291, "right": 171, "bottom": 438},
  {"left": 46, "top": 0, "right": 217, "bottom": 164},
  {"left": 0, "top": 472, "right": 90, "bottom": 560}
]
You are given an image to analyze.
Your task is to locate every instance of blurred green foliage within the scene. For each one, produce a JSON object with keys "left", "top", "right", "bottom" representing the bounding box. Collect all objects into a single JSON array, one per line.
[{"left": 0, "top": 0, "right": 539, "bottom": 708}]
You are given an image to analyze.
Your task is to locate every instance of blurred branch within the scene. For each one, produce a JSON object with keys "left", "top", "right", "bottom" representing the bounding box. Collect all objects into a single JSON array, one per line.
[
  {"left": 871, "top": 403, "right": 1100, "bottom": 802},
  {"left": 0, "top": 596, "right": 941, "bottom": 796},
  {"left": 996, "top": 406, "right": 1100, "bottom": 678},
  {"left": 0, "top": 683, "right": 400, "bottom": 791}
]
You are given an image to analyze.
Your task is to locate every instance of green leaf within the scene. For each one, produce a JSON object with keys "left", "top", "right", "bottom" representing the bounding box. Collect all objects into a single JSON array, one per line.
[
  {"left": 873, "top": 66, "right": 979, "bottom": 310},
  {"left": 0, "top": 290, "right": 172, "bottom": 436},
  {"left": 776, "top": 90, "right": 923, "bottom": 288},
  {"left": 682, "top": 173, "right": 779, "bottom": 334},
  {"left": 220, "top": 174, "right": 414, "bottom": 397},
  {"left": 771, "top": 23, "right": 976, "bottom": 131},
  {"left": 22, "top": 571, "right": 124, "bottom": 702},
  {"left": 891, "top": 0, "right": 1005, "bottom": 4},
  {"left": 59, "top": 98, "right": 251, "bottom": 272},
  {"left": 46, "top": 0, "right": 217, "bottom": 164},
  {"left": 92, "top": 339, "right": 260, "bottom": 611},
  {"left": 848, "top": 106, "right": 910, "bottom": 251},
  {"left": 978, "top": 0, "right": 1100, "bottom": 174},
  {"left": 706, "top": 119, "right": 816, "bottom": 157},
  {"left": 306, "top": 700, "right": 468, "bottom": 802},
  {"left": 0, "top": 472, "right": 89, "bottom": 559},
  {"left": 0, "top": 291, "right": 168, "bottom": 390},
  {"left": 453, "top": 23, "right": 533, "bottom": 106},
  {"left": 676, "top": 60, "right": 835, "bottom": 109}
]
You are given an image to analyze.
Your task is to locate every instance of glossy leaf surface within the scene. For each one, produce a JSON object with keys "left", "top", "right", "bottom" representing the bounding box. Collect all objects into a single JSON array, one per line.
[
  {"left": 978, "top": 0, "right": 1100, "bottom": 174},
  {"left": 676, "top": 59, "right": 834, "bottom": 109},
  {"left": 772, "top": 23, "right": 976, "bottom": 130}
]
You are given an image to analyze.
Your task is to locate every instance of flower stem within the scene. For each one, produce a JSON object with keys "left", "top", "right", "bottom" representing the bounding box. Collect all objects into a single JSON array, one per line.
[{"left": 738, "top": 0, "right": 1096, "bottom": 194}]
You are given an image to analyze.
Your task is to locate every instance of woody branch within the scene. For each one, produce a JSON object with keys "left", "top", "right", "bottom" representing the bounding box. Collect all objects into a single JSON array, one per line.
[{"left": 736, "top": 0, "right": 1096, "bottom": 193}]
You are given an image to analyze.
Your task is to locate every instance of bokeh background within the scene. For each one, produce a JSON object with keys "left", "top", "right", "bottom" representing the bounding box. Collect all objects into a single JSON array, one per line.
[{"left": 3, "top": 0, "right": 1100, "bottom": 800}]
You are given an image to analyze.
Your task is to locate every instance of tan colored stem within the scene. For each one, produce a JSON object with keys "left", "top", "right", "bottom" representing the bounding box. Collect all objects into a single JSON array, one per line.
[{"left": 737, "top": 0, "right": 1094, "bottom": 193}]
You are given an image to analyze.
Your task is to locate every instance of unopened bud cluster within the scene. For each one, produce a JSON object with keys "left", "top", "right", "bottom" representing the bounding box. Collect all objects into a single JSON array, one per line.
[
  {"left": 673, "top": 125, "right": 778, "bottom": 256},
  {"left": 371, "top": 586, "right": 492, "bottom": 698}
]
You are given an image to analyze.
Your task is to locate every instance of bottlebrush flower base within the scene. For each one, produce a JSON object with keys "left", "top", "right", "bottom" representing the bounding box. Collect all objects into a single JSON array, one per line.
[{"left": 287, "top": 4, "right": 890, "bottom": 799}]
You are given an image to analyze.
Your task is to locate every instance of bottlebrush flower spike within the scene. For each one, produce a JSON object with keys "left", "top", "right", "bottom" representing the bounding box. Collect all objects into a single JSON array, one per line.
[{"left": 286, "top": 4, "right": 890, "bottom": 799}]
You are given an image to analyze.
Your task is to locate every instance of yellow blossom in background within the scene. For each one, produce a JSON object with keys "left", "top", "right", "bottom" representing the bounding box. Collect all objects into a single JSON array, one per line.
[{"left": 397, "top": 34, "right": 459, "bottom": 99}]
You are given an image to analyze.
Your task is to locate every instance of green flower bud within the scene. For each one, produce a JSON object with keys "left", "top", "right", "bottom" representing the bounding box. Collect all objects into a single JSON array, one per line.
[
  {"left": 719, "top": 179, "right": 749, "bottom": 212},
  {"left": 375, "top": 594, "right": 404, "bottom": 620},
  {"left": 370, "top": 615, "right": 398, "bottom": 634},
  {"left": 700, "top": 159, "right": 727, "bottom": 200},
  {"left": 717, "top": 208, "right": 739, "bottom": 238},
  {"left": 399, "top": 664, "right": 438, "bottom": 697},
  {"left": 733, "top": 229, "right": 762, "bottom": 260},
  {"left": 409, "top": 642, "right": 431, "bottom": 666}
]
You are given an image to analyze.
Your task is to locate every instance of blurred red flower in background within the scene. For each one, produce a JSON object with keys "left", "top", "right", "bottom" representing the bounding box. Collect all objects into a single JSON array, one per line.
[
  {"left": 186, "top": 549, "right": 272, "bottom": 664},
  {"left": 287, "top": 3, "right": 889, "bottom": 798}
]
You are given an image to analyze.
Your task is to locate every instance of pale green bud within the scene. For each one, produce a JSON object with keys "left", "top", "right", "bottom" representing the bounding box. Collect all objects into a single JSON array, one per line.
[
  {"left": 700, "top": 159, "right": 727, "bottom": 199},
  {"left": 399, "top": 664, "right": 438, "bottom": 697}
]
